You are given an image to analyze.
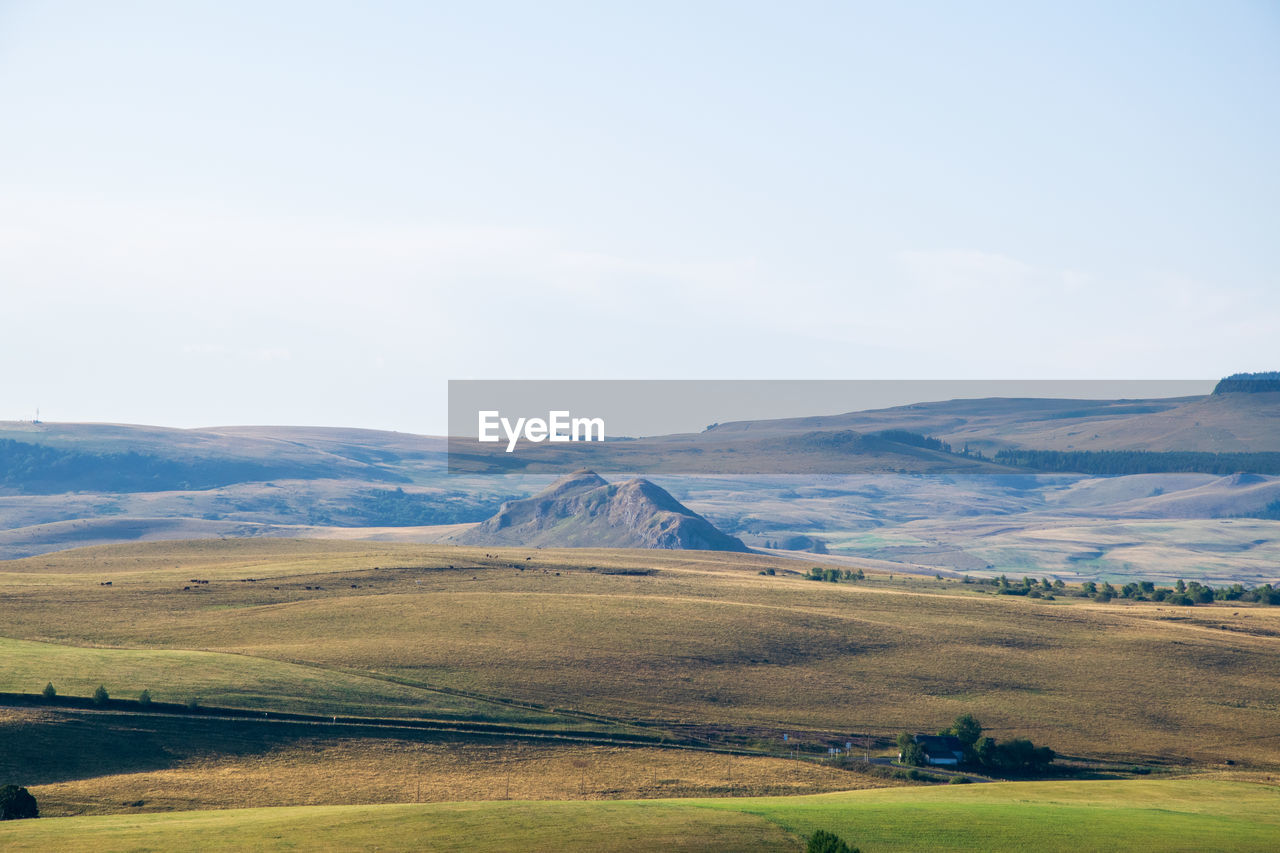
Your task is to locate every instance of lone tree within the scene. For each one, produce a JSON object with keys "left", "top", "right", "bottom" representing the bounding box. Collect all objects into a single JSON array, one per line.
[
  {"left": 946, "top": 713, "right": 983, "bottom": 747},
  {"left": 41, "top": 682, "right": 56, "bottom": 700},
  {"left": 943, "top": 713, "right": 984, "bottom": 762},
  {"left": 138, "top": 689, "right": 152, "bottom": 708},
  {"left": 92, "top": 685, "right": 109, "bottom": 706},
  {"left": 0, "top": 785, "right": 38, "bottom": 820},
  {"left": 896, "top": 732, "right": 926, "bottom": 766},
  {"left": 807, "top": 829, "right": 858, "bottom": 853}
]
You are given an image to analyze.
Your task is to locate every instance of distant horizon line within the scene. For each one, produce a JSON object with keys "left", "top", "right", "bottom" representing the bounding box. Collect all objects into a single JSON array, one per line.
[{"left": 2, "top": 380, "right": 1229, "bottom": 439}]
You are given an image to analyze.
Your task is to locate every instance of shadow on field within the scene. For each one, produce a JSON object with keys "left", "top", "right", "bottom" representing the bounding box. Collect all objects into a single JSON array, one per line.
[{"left": 0, "top": 703, "right": 601, "bottom": 786}]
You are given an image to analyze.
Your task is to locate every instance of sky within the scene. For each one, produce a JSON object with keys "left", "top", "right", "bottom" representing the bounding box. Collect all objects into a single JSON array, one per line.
[{"left": 1, "top": 1, "right": 1277, "bottom": 434}]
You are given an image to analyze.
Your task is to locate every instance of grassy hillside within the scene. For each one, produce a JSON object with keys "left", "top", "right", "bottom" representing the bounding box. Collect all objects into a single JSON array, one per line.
[
  {"left": 2, "top": 540, "right": 1278, "bottom": 767},
  {"left": 0, "top": 637, "right": 576, "bottom": 725},
  {"left": 700, "top": 392, "right": 1280, "bottom": 454},
  {"left": 2, "top": 707, "right": 879, "bottom": 816},
  {"left": 1, "top": 780, "right": 1276, "bottom": 852}
]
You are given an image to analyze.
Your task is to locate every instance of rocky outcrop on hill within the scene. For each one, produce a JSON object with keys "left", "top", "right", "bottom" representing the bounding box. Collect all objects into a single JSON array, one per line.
[{"left": 454, "top": 469, "right": 749, "bottom": 551}]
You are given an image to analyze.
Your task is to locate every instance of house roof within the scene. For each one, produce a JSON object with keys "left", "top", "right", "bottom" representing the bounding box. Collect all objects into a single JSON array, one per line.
[{"left": 914, "top": 734, "right": 965, "bottom": 756}]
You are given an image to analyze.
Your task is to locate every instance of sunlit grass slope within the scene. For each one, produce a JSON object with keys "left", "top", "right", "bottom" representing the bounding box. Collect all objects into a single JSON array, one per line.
[
  {"left": 1, "top": 780, "right": 1276, "bottom": 852},
  {"left": 0, "top": 637, "right": 566, "bottom": 724},
  {"left": 2, "top": 539, "right": 1279, "bottom": 764}
]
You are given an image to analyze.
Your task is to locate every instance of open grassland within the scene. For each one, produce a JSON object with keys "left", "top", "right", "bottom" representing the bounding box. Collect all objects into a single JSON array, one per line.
[
  {"left": 6, "top": 705, "right": 881, "bottom": 816},
  {"left": 0, "top": 637, "right": 573, "bottom": 725},
  {"left": 10, "top": 704, "right": 854, "bottom": 813},
  {"left": 2, "top": 539, "right": 1279, "bottom": 771},
  {"left": 0, "top": 779, "right": 1276, "bottom": 852}
]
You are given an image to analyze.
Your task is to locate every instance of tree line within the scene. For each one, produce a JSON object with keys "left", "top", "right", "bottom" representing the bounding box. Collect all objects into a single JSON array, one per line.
[
  {"left": 974, "top": 573, "right": 1280, "bottom": 606},
  {"left": 1213, "top": 371, "right": 1280, "bottom": 395},
  {"left": 993, "top": 448, "right": 1280, "bottom": 476},
  {"left": 864, "top": 429, "right": 952, "bottom": 453}
]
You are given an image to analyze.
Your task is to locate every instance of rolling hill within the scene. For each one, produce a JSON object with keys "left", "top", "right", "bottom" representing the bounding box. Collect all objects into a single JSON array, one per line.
[
  {"left": 701, "top": 389, "right": 1280, "bottom": 454},
  {"left": 1, "top": 537, "right": 1279, "bottom": 853}
]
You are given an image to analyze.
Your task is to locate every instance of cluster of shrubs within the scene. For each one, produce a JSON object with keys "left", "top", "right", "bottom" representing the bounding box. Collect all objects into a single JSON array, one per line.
[
  {"left": 984, "top": 575, "right": 1065, "bottom": 599},
  {"left": 894, "top": 768, "right": 945, "bottom": 783},
  {"left": 806, "top": 567, "right": 864, "bottom": 583},
  {"left": 807, "top": 830, "right": 859, "bottom": 853},
  {"left": 969, "top": 736, "right": 1056, "bottom": 773},
  {"left": 1080, "top": 578, "right": 1280, "bottom": 605},
  {"left": 970, "top": 574, "right": 1280, "bottom": 606}
]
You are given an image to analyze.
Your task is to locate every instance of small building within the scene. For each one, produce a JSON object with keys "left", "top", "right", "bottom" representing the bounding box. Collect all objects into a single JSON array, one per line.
[{"left": 903, "top": 734, "right": 966, "bottom": 766}]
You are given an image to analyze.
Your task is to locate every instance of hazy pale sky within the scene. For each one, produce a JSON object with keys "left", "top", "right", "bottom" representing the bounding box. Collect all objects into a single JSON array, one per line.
[{"left": 2, "top": 1, "right": 1277, "bottom": 434}]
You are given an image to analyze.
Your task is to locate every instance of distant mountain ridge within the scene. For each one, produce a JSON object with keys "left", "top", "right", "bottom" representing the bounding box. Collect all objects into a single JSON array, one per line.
[
  {"left": 453, "top": 469, "right": 749, "bottom": 552},
  {"left": 0, "top": 422, "right": 425, "bottom": 493},
  {"left": 698, "top": 389, "right": 1280, "bottom": 455},
  {"left": 2, "top": 374, "right": 1277, "bottom": 564}
]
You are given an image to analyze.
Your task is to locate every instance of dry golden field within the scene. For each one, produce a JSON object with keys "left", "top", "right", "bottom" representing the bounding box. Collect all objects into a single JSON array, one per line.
[
  {"left": 25, "top": 726, "right": 890, "bottom": 816},
  {"left": 2, "top": 537, "right": 1278, "bottom": 797}
]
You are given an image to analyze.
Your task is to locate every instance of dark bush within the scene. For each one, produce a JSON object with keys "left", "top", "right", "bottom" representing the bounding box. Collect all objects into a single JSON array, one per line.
[
  {"left": 92, "top": 685, "right": 109, "bottom": 706},
  {"left": 974, "top": 735, "right": 1054, "bottom": 773},
  {"left": 806, "top": 829, "right": 858, "bottom": 853},
  {"left": 0, "top": 785, "right": 38, "bottom": 820}
]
